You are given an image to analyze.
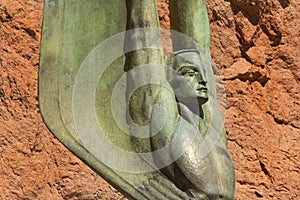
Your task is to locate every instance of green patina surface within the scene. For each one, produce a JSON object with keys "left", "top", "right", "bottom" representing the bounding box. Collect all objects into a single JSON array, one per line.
[
  {"left": 39, "top": 0, "right": 234, "bottom": 199},
  {"left": 39, "top": 1, "right": 144, "bottom": 199}
]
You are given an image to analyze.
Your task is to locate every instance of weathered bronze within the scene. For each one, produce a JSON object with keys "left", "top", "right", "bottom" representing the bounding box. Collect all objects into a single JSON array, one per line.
[{"left": 39, "top": 0, "right": 235, "bottom": 199}]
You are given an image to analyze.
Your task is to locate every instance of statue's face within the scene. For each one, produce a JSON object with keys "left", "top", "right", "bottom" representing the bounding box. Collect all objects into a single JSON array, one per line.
[{"left": 168, "top": 51, "right": 208, "bottom": 104}]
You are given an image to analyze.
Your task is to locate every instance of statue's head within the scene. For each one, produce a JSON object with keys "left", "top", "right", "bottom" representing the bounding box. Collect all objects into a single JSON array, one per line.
[{"left": 167, "top": 49, "right": 209, "bottom": 105}]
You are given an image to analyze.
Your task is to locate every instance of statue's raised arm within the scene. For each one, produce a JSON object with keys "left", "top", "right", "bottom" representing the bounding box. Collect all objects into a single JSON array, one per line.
[{"left": 125, "top": 0, "right": 235, "bottom": 199}]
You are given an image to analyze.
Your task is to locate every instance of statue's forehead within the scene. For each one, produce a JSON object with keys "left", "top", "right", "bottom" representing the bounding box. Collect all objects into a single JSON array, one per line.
[
  {"left": 174, "top": 51, "right": 201, "bottom": 63},
  {"left": 173, "top": 51, "right": 205, "bottom": 71}
]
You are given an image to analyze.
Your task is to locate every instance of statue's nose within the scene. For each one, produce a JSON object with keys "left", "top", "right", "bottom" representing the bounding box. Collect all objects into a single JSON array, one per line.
[
  {"left": 197, "top": 67, "right": 207, "bottom": 84},
  {"left": 198, "top": 79, "right": 207, "bottom": 86},
  {"left": 196, "top": 73, "right": 207, "bottom": 86}
]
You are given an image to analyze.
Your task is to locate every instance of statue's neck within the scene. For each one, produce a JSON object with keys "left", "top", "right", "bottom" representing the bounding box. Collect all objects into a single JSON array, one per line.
[
  {"left": 177, "top": 102, "right": 204, "bottom": 128},
  {"left": 177, "top": 101, "right": 204, "bottom": 119}
]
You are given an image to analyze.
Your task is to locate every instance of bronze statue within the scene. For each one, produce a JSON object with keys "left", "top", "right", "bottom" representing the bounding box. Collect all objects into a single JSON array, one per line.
[{"left": 39, "top": 0, "right": 235, "bottom": 199}]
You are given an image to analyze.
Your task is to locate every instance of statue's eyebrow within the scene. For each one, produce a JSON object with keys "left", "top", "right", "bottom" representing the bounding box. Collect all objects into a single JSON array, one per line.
[{"left": 177, "top": 65, "right": 198, "bottom": 73}]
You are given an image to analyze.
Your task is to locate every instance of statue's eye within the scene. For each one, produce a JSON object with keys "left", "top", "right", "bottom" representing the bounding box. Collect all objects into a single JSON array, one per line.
[{"left": 181, "top": 69, "right": 196, "bottom": 77}]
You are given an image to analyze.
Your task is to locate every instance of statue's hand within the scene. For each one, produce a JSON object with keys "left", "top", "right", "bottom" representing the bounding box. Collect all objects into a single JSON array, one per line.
[{"left": 138, "top": 175, "right": 209, "bottom": 200}]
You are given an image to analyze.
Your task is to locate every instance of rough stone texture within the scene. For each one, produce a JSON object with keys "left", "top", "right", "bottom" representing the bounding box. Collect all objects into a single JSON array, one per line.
[
  {"left": 207, "top": 1, "right": 300, "bottom": 199},
  {"left": 0, "top": 0, "right": 299, "bottom": 199}
]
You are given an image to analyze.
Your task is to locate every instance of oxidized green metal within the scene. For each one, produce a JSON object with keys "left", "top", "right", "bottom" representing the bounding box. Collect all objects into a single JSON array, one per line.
[{"left": 39, "top": 0, "right": 235, "bottom": 199}]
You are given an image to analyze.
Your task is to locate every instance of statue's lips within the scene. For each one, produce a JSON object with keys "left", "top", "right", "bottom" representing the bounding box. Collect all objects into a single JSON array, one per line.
[{"left": 196, "top": 86, "right": 207, "bottom": 92}]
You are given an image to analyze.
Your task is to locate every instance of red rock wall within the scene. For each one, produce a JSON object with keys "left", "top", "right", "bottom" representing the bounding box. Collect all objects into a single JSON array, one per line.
[
  {"left": 0, "top": 0, "right": 299, "bottom": 199},
  {"left": 208, "top": 0, "right": 300, "bottom": 199}
]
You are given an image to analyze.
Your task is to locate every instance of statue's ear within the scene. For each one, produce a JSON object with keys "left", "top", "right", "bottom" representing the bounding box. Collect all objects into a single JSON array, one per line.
[
  {"left": 166, "top": 53, "right": 175, "bottom": 82},
  {"left": 166, "top": 53, "right": 174, "bottom": 68}
]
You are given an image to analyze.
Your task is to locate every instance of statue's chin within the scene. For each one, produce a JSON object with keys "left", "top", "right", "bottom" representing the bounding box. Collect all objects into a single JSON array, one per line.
[
  {"left": 176, "top": 96, "right": 209, "bottom": 106},
  {"left": 197, "top": 97, "right": 209, "bottom": 105}
]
